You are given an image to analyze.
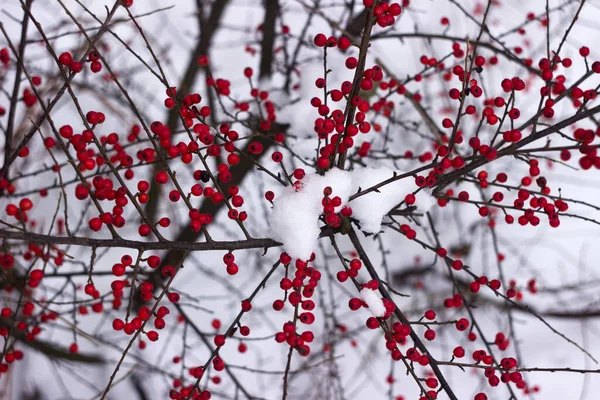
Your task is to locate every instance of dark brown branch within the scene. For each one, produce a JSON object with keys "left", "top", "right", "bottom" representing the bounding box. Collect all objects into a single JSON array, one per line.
[
  {"left": 2, "top": 0, "right": 32, "bottom": 177},
  {"left": 0, "top": 228, "right": 280, "bottom": 252},
  {"left": 181, "top": 261, "right": 282, "bottom": 400},
  {"left": 335, "top": 2, "right": 378, "bottom": 169},
  {"left": 371, "top": 32, "right": 541, "bottom": 76},
  {"left": 259, "top": 0, "right": 278, "bottom": 79},
  {"left": 135, "top": 122, "right": 287, "bottom": 311},
  {"left": 433, "top": 103, "right": 600, "bottom": 194},
  {"left": 347, "top": 227, "right": 458, "bottom": 400},
  {"left": 0, "top": 317, "right": 104, "bottom": 364},
  {"left": 175, "top": 304, "right": 257, "bottom": 399},
  {"left": 144, "top": 0, "right": 231, "bottom": 222},
  {"left": 0, "top": 1, "right": 122, "bottom": 180}
]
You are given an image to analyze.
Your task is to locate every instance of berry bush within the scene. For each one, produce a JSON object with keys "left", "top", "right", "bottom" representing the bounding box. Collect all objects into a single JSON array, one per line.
[{"left": 0, "top": 0, "right": 600, "bottom": 399}]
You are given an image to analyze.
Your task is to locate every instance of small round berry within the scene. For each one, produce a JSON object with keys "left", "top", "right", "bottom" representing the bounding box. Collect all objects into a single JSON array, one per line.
[{"left": 59, "top": 52, "right": 73, "bottom": 66}]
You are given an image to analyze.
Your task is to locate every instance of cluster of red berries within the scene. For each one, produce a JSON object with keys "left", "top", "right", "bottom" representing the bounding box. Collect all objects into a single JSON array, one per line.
[
  {"left": 495, "top": 332, "right": 509, "bottom": 351},
  {"left": 313, "top": 33, "right": 351, "bottom": 50},
  {"left": 168, "top": 385, "right": 212, "bottom": 400},
  {"left": 364, "top": 0, "right": 402, "bottom": 27},
  {"left": 273, "top": 254, "right": 321, "bottom": 357},
  {"left": 58, "top": 51, "right": 101, "bottom": 75},
  {"left": 54, "top": 121, "right": 113, "bottom": 174},
  {"left": 84, "top": 178, "right": 129, "bottom": 231},
  {"left": 336, "top": 258, "right": 362, "bottom": 282},
  {"left": 222, "top": 252, "right": 238, "bottom": 275},
  {"left": 5, "top": 197, "right": 33, "bottom": 223},
  {"left": 0, "top": 348, "right": 24, "bottom": 377},
  {"left": 412, "top": 151, "right": 470, "bottom": 190},
  {"left": 312, "top": 31, "right": 393, "bottom": 167},
  {"left": 322, "top": 186, "right": 352, "bottom": 228},
  {"left": 567, "top": 127, "right": 600, "bottom": 169},
  {"left": 22, "top": 87, "right": 37, "bottom": 108}
]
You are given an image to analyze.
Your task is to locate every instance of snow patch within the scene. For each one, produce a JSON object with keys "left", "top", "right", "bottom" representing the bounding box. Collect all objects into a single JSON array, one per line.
[
  {"left": 268, "top": 167, "right": 435, "bottom": 260},
  {"left": 268, "top": 169, "right": 353, "bottom": 260},
  {"left": 349, "top": 167, "right": 434, "bottom": 234},
  {"left": 360, "top": 287, "right": 386, "bottom": 317}
]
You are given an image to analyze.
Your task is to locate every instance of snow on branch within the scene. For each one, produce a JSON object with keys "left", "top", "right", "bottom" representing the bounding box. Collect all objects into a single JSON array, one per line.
[{"left": 268, "top": 167, "right": 435, "bottom": 260}]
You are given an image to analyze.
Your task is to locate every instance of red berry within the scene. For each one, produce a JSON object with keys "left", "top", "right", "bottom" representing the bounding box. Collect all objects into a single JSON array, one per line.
[
  {"left": 313, "top": 34, "right": 327, "bottom": 47},
  {"left": 59, "top": 52, "right": 73, "bottom": 65}
]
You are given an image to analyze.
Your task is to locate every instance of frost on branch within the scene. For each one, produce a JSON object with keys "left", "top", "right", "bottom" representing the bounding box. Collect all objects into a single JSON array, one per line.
[{"left": 268, "top": 167, "right": 435, "bottom": 260}]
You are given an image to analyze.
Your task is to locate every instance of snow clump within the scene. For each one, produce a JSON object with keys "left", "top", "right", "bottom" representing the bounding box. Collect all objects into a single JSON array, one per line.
[{"left": 268, "top": 167, "right": 435, "bottom": 260}]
